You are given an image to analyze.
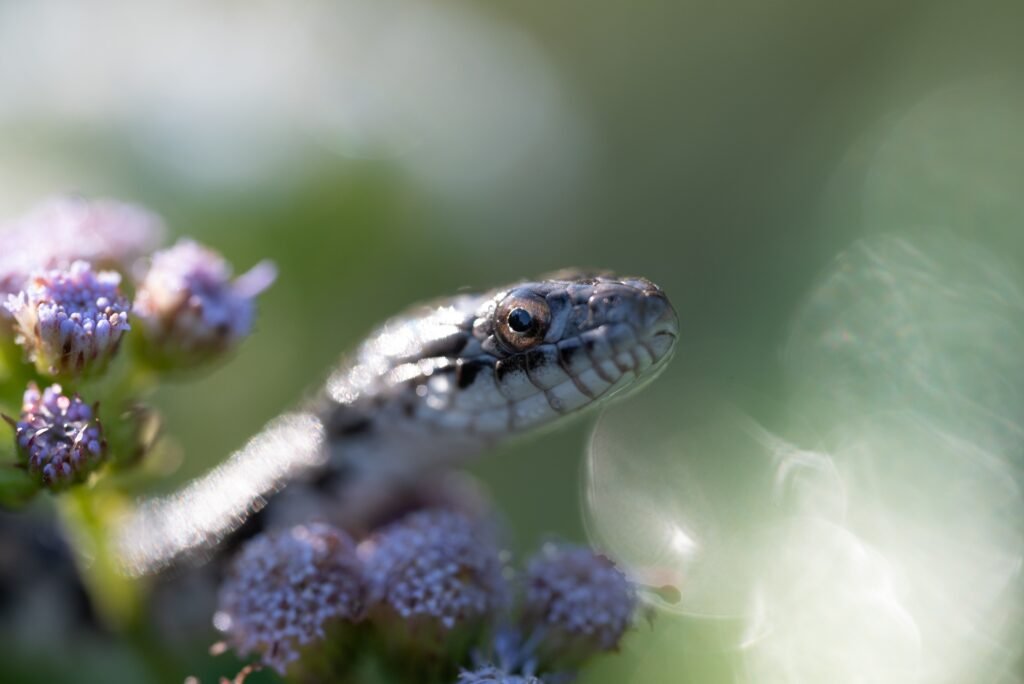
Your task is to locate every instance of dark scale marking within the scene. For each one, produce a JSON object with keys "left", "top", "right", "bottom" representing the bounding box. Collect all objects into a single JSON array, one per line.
[
  {"left": 308, "top": 464, "right": 354, "bottom": 494},
  {"left": 581, "top": 335, "right": 618, "bottom": 384},
  {"left": 592, "top": 361, "right": 617, "bottom": 384},
  {"left": 456, "top": 357, "right": 489, "bottom": 388},
  {"left": 494, "top": 354, "right": 529, "bottom": 383},
  {"left": 524, "top": 347, "right": 553, "bottom": 373},
  {"left": 524, "top": 345, "right": 565, "bottom": 390},
  {"left": 520, "top": 350, "right": 552, "bottom": 393},
  {"left": 332, "top": 417, "right": 373, "bottom": 437},
  {"left": 325, "top": 405, "right": 375, "bottom": 438},
  {"left": 556, "top": 345, "right": 597, "bottom": 399},
  {"left": 418, "top": 333, "right": 468, "bottom": 359}
]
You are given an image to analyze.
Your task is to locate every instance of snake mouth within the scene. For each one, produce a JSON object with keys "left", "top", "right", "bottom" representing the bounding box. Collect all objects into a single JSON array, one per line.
[{"left": 641, "top": 290, "right": 679, "bottom": 364}]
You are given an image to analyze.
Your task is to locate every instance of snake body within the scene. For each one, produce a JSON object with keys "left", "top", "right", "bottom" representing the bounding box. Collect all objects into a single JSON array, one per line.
[{"left": 117, "top": 271, "right": 678, "bottom": 574}]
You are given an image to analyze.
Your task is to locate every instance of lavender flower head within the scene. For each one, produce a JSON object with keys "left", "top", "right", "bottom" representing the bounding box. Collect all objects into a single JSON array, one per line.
[
  {"left": 4, "top": 261, "right": 130, "bottom": 377},
  {"left": 5, "top": 383, "right": 105, "bottom": 488},
  {"left": 365, "top": 509, "right": 507, "bottom": 633},
  {"left": 132, "top": 239, "right": 276, "bottom": 367},
  {"left": 215, "top": 523, "right": 365, "bottom": 675},
  {"left": 458, "top": 665, "right": 542, "bottom": 684},
  {"left": 523, "top": 544, "right": 637, "bottom": 657},
  {"left": 0, "top": 196, "right": 164, "bottom": 297}
]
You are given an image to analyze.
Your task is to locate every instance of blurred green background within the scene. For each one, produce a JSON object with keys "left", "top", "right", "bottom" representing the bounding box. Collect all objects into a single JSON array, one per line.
[{"left": 2, "top": 0, "right": 1024, "bottom": 682}]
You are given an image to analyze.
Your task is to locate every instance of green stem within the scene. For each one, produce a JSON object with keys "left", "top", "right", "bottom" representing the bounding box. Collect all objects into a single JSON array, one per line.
[
  {"left": 59, "top": 487, "right": 188, "bottom": 682},
  {"left": 57, "top": 487, "right": 142, "bottom": 628}
]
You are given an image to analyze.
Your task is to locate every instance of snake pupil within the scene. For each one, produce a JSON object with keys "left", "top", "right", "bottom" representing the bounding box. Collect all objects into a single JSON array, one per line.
[{"left": 507, "top": 308, "right": 533, "bottom": 333}]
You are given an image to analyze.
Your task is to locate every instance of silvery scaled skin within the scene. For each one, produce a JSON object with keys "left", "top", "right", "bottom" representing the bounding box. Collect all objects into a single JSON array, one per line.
[
  {"left": 117, "top": 271, "right": 678, "bottom": 574},
  {"left": 317, "top": 272, "right": 678, "bottom": 484}
]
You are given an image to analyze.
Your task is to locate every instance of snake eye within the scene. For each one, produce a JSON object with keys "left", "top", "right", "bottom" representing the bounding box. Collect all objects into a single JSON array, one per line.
[
  {"left": 507, "top": 308, "right": 533, "bottom": 332},
  {"left": 495, "top": 291, "right": 551, "bottom": 351}
]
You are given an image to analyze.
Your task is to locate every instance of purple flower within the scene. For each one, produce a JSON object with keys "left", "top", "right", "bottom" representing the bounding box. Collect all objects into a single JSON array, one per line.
[
  {"left": 215, "top": 523, "right": 365, "bottom": 675},
  {"left": 4, "top": 261, "right": 130, "bottom": 377},
  {"left": 0, "top": 196, "right": 164, "bottom": 297},
  {"left": 5, "top": 383, "right": 106, "bottom": 489},
  {"left": 458, "top": 665, "right": 542, "bottom": 684},
  {"left": 132, "top": 239, "right": 275, "bottom": 367},
  {"left": 364, "top": 509, "right": 507, "bottom": 634},
  {"left": 522, "top": 544, "right": 636, "bottom": 663}
]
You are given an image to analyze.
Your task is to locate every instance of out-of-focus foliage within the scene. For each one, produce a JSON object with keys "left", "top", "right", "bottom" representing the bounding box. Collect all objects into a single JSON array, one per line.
[{"left": 1, "top": 0, "right": 1023, "bottom": 682}]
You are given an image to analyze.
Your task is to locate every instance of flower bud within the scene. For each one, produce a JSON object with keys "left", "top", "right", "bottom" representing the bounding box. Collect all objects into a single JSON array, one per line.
[
  {"left": 132, "top": 239, "right": 275, "bottom": 368},
  {"left": 4, "top": 261, "right": 130, "bottom": 377},
  {"left": 215, "top": 523, "right": 365, "bottom": 677},
  {"left": 5, "top": 383, "right": 106, "bottom": 489},
  {"left": 521, "top": 544, "right": 637, "bottom": 668}
]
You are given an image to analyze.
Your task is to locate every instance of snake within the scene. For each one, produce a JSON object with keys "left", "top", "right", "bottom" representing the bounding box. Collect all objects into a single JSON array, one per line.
[{"left": 115, "top": 270, "right": 679, "bottom": 575}]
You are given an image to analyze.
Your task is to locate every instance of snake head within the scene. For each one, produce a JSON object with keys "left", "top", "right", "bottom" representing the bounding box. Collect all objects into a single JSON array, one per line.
[
  {"left": 330, "top": 271, "right": 678, "bottom": 440},
  {"left": 466, "top": 271, "right": 679, "bottom": 433}
]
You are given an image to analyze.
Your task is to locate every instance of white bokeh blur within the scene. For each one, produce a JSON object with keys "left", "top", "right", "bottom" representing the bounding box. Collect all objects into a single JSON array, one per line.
[
  {"left": 586, "top": 83, "right": 1024, "bottom": 684},
  {"left": 0, "top": 0, "right": 590, "bottom": 233}
]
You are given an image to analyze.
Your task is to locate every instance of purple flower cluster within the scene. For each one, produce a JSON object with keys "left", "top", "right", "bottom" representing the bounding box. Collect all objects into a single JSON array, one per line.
[
  {"left": 6, "top": 383, "right": 105, "bottom": 487},
  {"left": 214, "top": 505, "right": 638, "bottom": 682},
  {"left": 0, "top": 196, "right": 274, "bottom": 496},
  {"left": 215, "top": 523, "right": 365, "bottom": 675},
  {"left": 364, "top": 509, "right": 507, "bottom": 632},
  {"left": 4, "top": 261, "right": 130, "bottom": 377},
  {"left": 523, "top": 544, "right": 636, "bottom": 654}
]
